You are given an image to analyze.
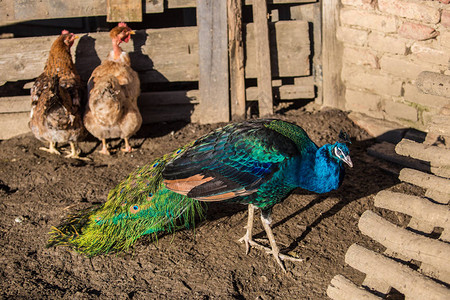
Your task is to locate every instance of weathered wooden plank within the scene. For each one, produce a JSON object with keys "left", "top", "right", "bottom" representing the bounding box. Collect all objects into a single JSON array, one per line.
[
  {"left": 0, "top": 27, "right": 199, "bottom": 83},
  {"left": 228, "top": 0, "right": 246, "bottom": 120},
  {"left": 245, "top": 21, "right": 310, "bottom": 78},
  {"left": 0, "top": 21, "right": 308, "bottom": 84},
  {"left": 246, "top": 0, "right": 317, "bottom": 4},
  {"left": 139, "top": 90, "right": 199, "bottom": 107},
  {"left": 253, "top": 0, "right": 273, "bottom": 116},
  {"left": 107, "top": 0, "right": 142, "bottom": 22},
  {"left": 145, "top": 0, "right": 164, "bottom": 13},
  {"left": 168, "top": 0, "right": 315, "bottom": 7},
  {"left": 0, "top": 96, "right": 29, "bottom": 113},
  {"left": 322, "top": 0, "right": 344, "bottom": 108},
  {"left": 246, "top": 84, "right": 314, "bottom": 101},
  {"left": 0, "top": 0, "right": 107, "bottom": 26},
  {"left": 0, "top": 112, "right": 29, "bottom": 140},
  {"left": 197, "top": 0, "right": 229, "bottom": 124},
  {"left": 140, "top": 105, "right": 194, "bottom": 124}
]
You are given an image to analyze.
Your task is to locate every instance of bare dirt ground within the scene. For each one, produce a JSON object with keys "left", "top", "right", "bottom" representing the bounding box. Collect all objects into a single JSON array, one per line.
[{"left": 0, "top": 106, "right": 416, "bottom": 299}]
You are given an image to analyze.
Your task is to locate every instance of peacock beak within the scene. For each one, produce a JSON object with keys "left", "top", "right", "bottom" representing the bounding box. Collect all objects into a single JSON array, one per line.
[{"left": 342, "top": 155, "right": 353, "bottom": 168}]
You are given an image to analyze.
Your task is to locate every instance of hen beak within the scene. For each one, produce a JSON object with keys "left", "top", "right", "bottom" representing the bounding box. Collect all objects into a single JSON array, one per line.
[
  {"left": 342, "top": 155, "right": 353, "bottom": 168},
  {"left": 130, "top": 30, "right": 136, "bottom": 35},
  {"left": 74, "top": 35, "right": 79, "bottom": 39}
]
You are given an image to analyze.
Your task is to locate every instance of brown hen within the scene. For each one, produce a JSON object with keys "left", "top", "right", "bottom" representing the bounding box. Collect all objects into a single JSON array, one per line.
[
  {"left": 29, "top": 30, "right": 87, "bottom": 159},
  {"left": 84, "top": 22, "right": 142, "bottom": 155}
]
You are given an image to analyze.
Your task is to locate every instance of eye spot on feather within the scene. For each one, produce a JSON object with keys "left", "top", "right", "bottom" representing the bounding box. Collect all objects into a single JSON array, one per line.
[
  {"left": 129, "top": 205, "right": 140, "bottom": 214},
  {"left": 147, "top": 192, "right": 153, "bottom": 201},
  {"left": 151, "top": 162, "right": 159, "bottom": 169}
]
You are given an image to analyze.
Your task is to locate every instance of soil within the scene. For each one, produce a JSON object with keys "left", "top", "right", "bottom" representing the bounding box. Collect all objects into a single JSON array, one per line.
[{"left": 0, "top": 105, "right": 416, "bottom": 299}]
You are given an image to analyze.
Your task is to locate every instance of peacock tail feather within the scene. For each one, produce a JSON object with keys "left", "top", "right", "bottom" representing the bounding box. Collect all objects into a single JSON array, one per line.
[{"left": 48, "top": 143, "right": 206, "bottom": 257}]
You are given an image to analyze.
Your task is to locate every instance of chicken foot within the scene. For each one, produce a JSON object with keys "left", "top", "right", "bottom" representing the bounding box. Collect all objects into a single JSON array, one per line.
[
  {"left": 39, "top": 142, "right": 61, "bottom": 155},
  {"left": 238, "top": 204, "right": 303, "bottom": 272},
  {"left": 99, "top": 139, "right": 111, "bottom": 155},
  {"left": 65, "top": 142, "right": 90, "bottom": 161},
  {"left": 121, "top": 138, "right": 134, "bottom": 153}
]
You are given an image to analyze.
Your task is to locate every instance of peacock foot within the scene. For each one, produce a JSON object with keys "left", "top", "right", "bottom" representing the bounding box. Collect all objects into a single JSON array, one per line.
[{"left": 240, "top": 238, "right": 303, "bottom": 272}]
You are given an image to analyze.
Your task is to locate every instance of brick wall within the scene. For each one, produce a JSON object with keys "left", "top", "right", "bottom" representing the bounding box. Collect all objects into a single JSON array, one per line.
[{"left": 338, "top": 0, "right": 450, "bottom": 130}]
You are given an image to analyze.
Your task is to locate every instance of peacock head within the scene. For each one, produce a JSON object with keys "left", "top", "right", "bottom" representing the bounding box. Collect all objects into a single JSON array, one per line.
[{"left": 330, "top": 142, "right": 353, "bottom": 168}]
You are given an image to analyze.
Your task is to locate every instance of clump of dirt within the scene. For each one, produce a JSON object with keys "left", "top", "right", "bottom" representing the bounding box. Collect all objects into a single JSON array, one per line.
[{"left": 0, "top": 106, "right": 413, "bottom": 299}]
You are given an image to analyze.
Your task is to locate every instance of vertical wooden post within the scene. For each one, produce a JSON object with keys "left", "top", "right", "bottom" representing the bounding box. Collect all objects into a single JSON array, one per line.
[
  {"left": 228, "top": 0, "right": 246, "bottom": 120},
  {"left": 322, "top": 0, "right": 343, "bottom": 109},
  {"left": 197, "top": 0, "right": 230, "bottom": 124},
  {"left": 253, "top": 0, "right": 273, "bottom": 117},
  {"left": 107, "top": 0, "right": 142, "bottom": 22}
]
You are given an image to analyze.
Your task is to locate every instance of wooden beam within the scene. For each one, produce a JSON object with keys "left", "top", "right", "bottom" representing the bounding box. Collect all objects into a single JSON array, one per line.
[
  {"left": 345, "top": 244, "right": 450, "bottom": 300},
  {"left": 197, "top": 0, "right": 230, "bottom": 124},
  {"left": 245, "top": 21, "right": 310, "bottom": 78},
  {"left": 253, "top": 0, "right": 273, "bottom": 116},
  {"left": 327, "top": 275, "right": 382, "bottom": 300},
  {"left": 0, "top": 96, "right": 29, "bottom": 113},
  {"left": 228, "top": 0, "right": 246, "bottom": 120},
  {"left": 322, "top": 0, "right": 343, "bottom": 109},
  {"left": 107, "top": 0, "right": 142, "bottom": 22},
  {"left": 0, "top": 22, "right": 308, "bottom": 84},
  {"left": 246, "top": 84, "right": 315, "bottom": 101}
]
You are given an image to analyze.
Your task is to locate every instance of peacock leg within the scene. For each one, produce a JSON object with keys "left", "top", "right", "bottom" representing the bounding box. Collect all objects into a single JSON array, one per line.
[
  {"left": 39, "top": 141, "right": 61, "bottom": 155},
  {"left": 65, "top": 142, "right": 91, "bottom": 161},
  {"left": 239, "top": 208, "right": 303, "bottom": 272},
  {"left": 238, "top": 204, "right": 255, "bottom": 254},
  {"left": 121, "top": 138, "right": 133, "bottom": 153},
  {"left": 99, "top": 139, "right": 110, "bottom": 155}
]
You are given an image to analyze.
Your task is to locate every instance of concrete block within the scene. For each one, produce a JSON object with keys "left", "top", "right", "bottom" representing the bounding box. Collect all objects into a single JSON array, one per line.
[
  {"left": 379, "top": 55, "right": 440, "bottom": 79},
  {"left": 341, "top": 64, "right": 403, "bottom": 96},
  {"left": 368, "top": 32, "right": 408, "bottom": 55},
  {"left": 342, "top": 46, "right": 379, "bottom": 68},
  {"left": 411, "top": 42, "right": 450, "bottom": 66},
  {"left": 398, "top": 22, "right": 439, "bottom": 41},
  {"left": 440, "top": 31, "right": 450, "bottom": 48},
  {"left": 442, "top": 10, "right": 450, "bottom": 28},
  {"left": 340, "top": 8, "right": 398, "bottom": 33},
  {"left": 404, "top": 83, "right": 450, "bottom": 110},
  {"left": 337, "top": 26, "right": 368, "bottom": 46},
  {"left": 378, "top": 0, "right": 441, "bottom": 24},
  {"left": 341, "top": 0, "right": 375, "bottom": 9},
  {"left": 385, "top": 100, "right": 418, "bottom": 122},
  {"left": 348, "top": 111, "right": 407, "bottom": 143},
  {"left": 345, "top": 88, "right": 383, "bottom": 118}
]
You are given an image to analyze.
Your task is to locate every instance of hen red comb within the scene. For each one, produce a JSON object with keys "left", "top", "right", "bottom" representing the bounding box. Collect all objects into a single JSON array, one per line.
[
  {"left": 118, "top": 22, "right": 127, "bottom": 28},
  {"left": 61, "top": 30, "right": 69, "bottom": 35}
]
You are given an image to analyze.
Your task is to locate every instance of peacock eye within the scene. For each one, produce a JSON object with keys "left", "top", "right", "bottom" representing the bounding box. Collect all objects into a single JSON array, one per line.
[{"left": 334, "top": 147, "right": 344, "bottom": 159}]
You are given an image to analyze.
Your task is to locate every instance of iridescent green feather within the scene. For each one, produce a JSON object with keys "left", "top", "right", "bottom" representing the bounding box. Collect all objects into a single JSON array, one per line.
[{"left": 48, "top": 143, "right": 206, "bottom": 257}]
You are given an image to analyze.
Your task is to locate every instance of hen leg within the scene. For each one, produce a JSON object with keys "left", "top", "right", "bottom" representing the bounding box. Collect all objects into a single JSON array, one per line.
[
  {"left": 121, "top": 138, "right": 133, "bottom": 153},
  {"left": 65, "top": 142, "right": 90, "bottom": 161},
  {"left": 99, "top": 139, "right": 110, "bottom": 155},
  {"left": 40, "top": 142, "right": 60, "bottom": 155},
  {"left": 239, "top": 206, "right": 302, "bottom": 272}
]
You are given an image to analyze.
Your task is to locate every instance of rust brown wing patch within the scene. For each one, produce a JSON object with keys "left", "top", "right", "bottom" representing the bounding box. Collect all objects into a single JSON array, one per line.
[{"left": 164, "top": 174, "right": 214, "bottom": 195}]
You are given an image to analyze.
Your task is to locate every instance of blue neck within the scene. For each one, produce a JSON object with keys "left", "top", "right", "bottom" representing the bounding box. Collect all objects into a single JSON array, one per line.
[{"left": 293, "top": 145, "right": 344, "bottom": 194}]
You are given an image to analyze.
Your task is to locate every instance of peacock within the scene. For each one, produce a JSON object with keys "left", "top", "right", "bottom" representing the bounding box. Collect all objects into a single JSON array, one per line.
[{"left": 48, "top": 119, "right": 352, "bottom": 272}]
